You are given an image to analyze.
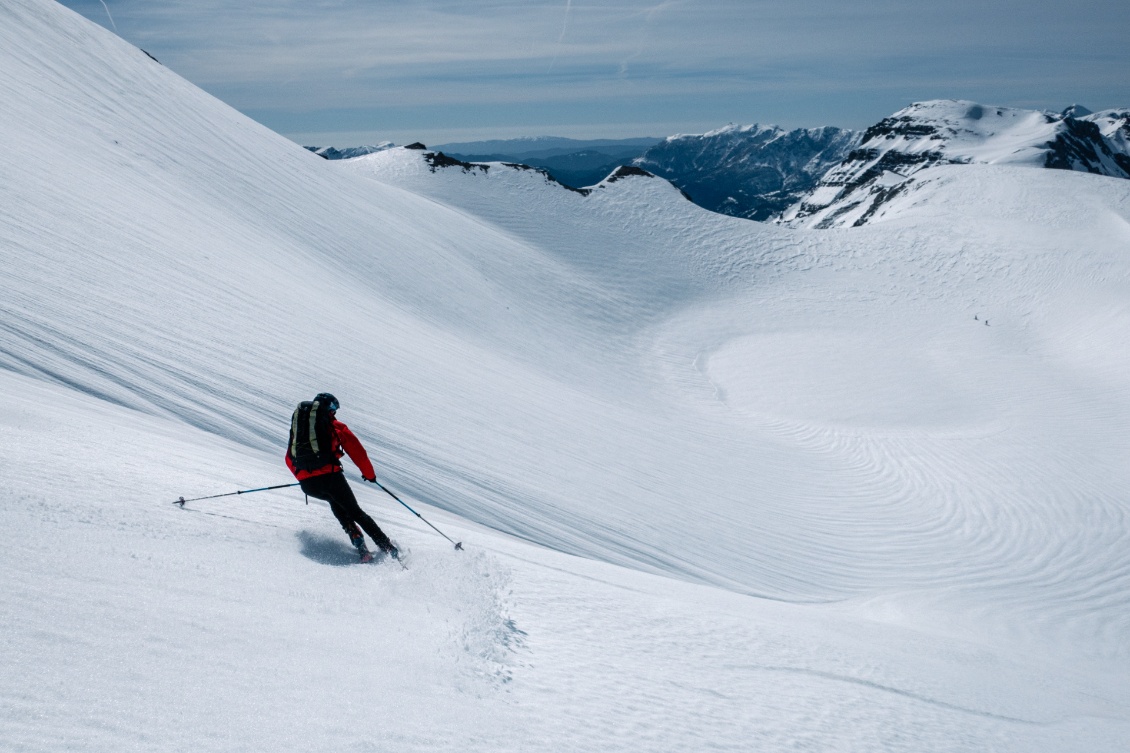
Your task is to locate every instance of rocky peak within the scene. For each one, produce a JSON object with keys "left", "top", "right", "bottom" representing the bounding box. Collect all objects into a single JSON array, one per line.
[{"left": 782, "top": 100, "right": 1130, "bottom": 229}]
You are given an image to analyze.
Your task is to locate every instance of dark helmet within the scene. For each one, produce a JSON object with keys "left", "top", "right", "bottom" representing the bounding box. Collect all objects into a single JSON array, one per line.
[{"left": 313, "top": 392, "right": 339, "bottom": 412}]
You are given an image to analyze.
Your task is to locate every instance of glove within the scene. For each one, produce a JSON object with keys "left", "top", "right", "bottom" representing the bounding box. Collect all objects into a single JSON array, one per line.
[{"left": 363, "top": 476, "right": 377, "bottom": 484}]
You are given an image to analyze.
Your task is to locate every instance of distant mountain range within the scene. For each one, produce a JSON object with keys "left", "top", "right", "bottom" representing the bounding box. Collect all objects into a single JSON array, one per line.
[
  {"left": 411, "top": 131, "right": 859, "bottom": 221},
  {"left": 307, "top": 100, "right": 1130, "bottom": 226},
  {"left": 309, "top": 130, "right": 859, "bottom": 221},
  {"left": 432, "top": 136, "right": 662, "bottom": 158},
  {"left": 633, "top": 125, "right": 858, "bottom": 220}
]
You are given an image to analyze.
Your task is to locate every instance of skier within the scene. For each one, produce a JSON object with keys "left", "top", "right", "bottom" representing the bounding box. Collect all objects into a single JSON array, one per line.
[{"left": 285, "top": 393, "right": 399, "bottom": 563}]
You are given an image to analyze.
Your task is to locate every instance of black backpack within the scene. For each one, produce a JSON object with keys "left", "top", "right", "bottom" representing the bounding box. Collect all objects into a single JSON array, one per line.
[{"left": 288, "top": 399, "right": 338, "bottom": 472}]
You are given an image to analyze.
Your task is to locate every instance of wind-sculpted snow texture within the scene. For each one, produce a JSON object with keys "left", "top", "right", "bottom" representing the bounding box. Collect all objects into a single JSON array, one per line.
[
  {"left": 784, "top": 99, "right": 1130, "bottom": 228},
  {"left": 633, "top": 124, "right": 858, "bottom": 220},
  {"left": 2, "top": 1, "right": 1130, "bottom": 751}
]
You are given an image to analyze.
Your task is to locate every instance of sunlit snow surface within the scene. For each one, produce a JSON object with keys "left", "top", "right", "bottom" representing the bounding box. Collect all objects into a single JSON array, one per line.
[{"left": 2, "top": 1, "right": 1129, "bottom": 750}]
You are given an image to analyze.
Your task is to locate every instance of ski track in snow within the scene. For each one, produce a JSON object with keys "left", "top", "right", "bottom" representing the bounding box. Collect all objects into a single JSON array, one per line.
[
  {"left": 2, "top": 0, "right": 1130, "bottom": 750},
  {"left": 345, "top": 149, "right": 1130, "bottom": 660}
]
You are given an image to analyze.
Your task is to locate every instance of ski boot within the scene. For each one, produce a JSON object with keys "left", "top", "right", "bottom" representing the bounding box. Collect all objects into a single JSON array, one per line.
[{"left": 350, "top": 532, "right": 373, "bottom": 563}]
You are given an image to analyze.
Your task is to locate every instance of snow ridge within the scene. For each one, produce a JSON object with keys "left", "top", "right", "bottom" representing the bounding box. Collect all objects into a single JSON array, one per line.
[{"left": 305, "top": 143, "right": 396, "bottom": 160}]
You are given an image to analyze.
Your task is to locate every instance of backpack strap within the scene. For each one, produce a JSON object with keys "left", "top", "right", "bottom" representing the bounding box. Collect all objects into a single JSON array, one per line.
[
  {"left": 289, "top": 405, "right": 302, "bottom": 461},
  {"left": 307, "top": 400, "right": 321, "bottom": 456}
]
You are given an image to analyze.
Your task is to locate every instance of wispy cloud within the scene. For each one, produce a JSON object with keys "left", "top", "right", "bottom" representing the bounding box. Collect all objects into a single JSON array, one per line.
[
  {"left": 619, "top": 0, "right": 686, "bottom": 78},
  {"left": 97, "top": 0, "right": 116, "bottom": 31},
  {"left": 59, "top": 0, "right": 1130, "bottom": 142},
  {"left": 547, "top": 0, "right": 573, "bottom": 73}
]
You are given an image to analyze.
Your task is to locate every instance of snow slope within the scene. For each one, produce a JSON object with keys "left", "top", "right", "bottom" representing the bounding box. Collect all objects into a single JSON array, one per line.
[
  {"left": 2, "top": 1, "right": 1130, "bottom": 750},
  {"left": 339, "top": 146, "right": 1130, "bottom": 649}
]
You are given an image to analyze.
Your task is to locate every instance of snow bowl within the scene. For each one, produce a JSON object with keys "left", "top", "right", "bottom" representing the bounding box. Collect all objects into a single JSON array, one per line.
[{"left": 701, "top": 325, "right": 1012, "bottom": 430}]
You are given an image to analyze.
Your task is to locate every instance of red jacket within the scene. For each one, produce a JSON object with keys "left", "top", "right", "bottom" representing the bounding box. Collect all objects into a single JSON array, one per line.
[{"left": 286, "top": 418, "right": 376, "bottom": 481}]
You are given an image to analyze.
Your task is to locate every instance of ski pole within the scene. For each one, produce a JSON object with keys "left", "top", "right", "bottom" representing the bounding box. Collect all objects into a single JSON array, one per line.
[
  {"left": 367, "top": 478, "right": 463, "bottom": 550},
  {"left": 174, "top": 482, "right": 301, "bottom": 507}
]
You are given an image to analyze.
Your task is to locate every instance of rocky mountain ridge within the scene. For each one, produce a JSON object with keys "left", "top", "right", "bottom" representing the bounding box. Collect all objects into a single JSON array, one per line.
[
  {"left": 633, "top": 124, "right": 858, "bottom": 220},
  {"left": 303, "top": 101, "right": 1129, "bottom": 228},
  {"left": 306, "top": 127, "right": 858, "bottom": 221},
  {"left": 781, "top": 100, "right": 1130, "bottom": 228},
  {"left": 305, "top": 143, "right": 395, "bottom": 160}
]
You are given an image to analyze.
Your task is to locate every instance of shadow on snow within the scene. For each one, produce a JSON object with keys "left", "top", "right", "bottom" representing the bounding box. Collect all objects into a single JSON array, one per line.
[{"left": 296, "top": 530, "right": 358, "bottom": 567}]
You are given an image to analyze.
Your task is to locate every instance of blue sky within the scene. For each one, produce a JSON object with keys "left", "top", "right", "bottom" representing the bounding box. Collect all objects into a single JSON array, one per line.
[{"left": 60, "top": 0, "right": 1130, "bottom": 146}]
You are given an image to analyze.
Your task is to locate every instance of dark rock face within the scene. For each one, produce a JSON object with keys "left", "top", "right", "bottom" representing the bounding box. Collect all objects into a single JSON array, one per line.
[
  {"left": 423, "top": 151, "right": 489, "bottom": 173},
  {"left": 832, "top": 147, "right": 954, "bottom": 187},
  {"left": 605, "top": 165, "right": 653, "bottom": 182},
  {"left": 860, "top": 117, "right": 940, "bottom": 142},
  {"left": 1044, "top": 117, "right": 1130, "bottom": 176},
  {"left": 784, "top": 100, "right": 1130, "bottom": 229},
  {"left": 633, "top": 125, "right": 858, "bottom": 221}
]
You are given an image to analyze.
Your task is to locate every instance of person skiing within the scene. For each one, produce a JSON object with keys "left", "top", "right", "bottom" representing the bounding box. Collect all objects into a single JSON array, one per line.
[{"left": 285, "top": 392, "right": 399, "bottom": 563}]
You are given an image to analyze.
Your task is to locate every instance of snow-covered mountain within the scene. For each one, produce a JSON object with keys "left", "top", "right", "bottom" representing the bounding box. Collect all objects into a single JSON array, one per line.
[
  {"left": 4, "top": 1, "right": 1130, "bottom": 751},
  {"left": 633, "top": 124, "right": 858, "bottom": 220},
  {"left": 304, "top": 142, "right": 395, "bottom": 160},
  {"left": 315, "top": 127, "right": 858, "bottom": 221},
  {"left": 783, "top": 99, "right": 1130, "bottom": 228},
  {"left": 308, "top": 137, "right": 663, "bottom": 191},
  {"left": 431, "top": 137, "right": 662, "bottom": 190}
]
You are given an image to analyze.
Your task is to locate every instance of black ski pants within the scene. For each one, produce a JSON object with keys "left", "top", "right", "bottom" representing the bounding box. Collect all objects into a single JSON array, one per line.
[{"left": 299, "top": 472, "right": 394, "bottom": 551}]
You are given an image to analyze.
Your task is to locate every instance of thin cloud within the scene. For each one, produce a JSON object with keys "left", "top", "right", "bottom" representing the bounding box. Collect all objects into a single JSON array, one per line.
[
  {"left": 97, "top": 0, "right": 116, "bottom": 31},
  {"left": 57, "top": 0, "right": 1130, "bottom": 142},
  {"left": 548, "top": 0, "right": 573, "bottom": 73}
]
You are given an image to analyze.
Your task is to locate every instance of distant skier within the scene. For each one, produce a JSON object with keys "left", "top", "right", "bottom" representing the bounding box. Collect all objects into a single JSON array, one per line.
[{"left": 286, "top": 393, "right": 399, "bottom": 563}]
